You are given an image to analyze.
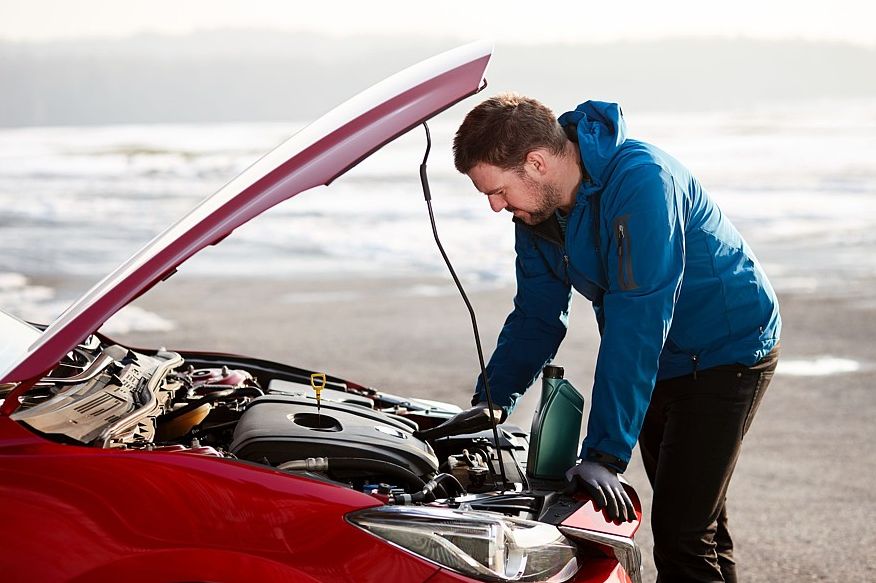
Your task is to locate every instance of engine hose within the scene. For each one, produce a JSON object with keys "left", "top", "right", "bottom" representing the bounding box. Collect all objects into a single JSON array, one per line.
[
  {"left": 159, "top": 386, "right": 263, "bottom": 421},
  {"left": 197, "top": 383, "right": 265, "bottom": 397},
  {"left": 434, "top": 482, "right": 450, "bottom": 499},
  {"left": 395, "top": 472, "right": 467, "bottom": 505},
  {"left": 277, "top": 457, "right": 427, "bottom": 492},
  {"left": 433, "top": 472, "right": 467, "bottom": 496}
]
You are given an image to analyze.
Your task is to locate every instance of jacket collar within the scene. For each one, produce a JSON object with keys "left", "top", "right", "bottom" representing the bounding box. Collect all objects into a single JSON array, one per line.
[{"left": 513, "top": 214, "right": 564, "bottom": 246}]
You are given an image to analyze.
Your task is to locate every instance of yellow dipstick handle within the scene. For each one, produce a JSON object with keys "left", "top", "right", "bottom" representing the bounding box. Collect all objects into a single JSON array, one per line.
[{"left": 310, "top": 373, "right": 326, "bottom": 415}]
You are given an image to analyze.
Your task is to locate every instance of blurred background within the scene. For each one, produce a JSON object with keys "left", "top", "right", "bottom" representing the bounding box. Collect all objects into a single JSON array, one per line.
[
  {"left": 2, "top": 1, "right": 875, "bottom": 580},
  {"left": 2, "top": 0, "right": 875, "bottom": 326}
]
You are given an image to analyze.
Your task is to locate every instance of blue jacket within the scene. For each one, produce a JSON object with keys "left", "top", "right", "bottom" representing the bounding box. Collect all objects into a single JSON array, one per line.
[{"left": 473, "top": 101, "right": 781, "bottom": 471}]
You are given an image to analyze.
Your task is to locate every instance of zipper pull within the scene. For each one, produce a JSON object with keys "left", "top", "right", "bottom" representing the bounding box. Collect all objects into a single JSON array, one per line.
[
  {"left": 563, "top": 254, "right": 570, "bottom": 284},
  {"left": 615, "top": 223, "right": 627, "bottom": 289},
  {"left": 691, "top": 355, "right": 699, "bottom": 380}
]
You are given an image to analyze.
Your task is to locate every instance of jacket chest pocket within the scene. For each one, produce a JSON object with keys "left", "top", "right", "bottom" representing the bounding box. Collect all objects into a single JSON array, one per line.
[{"left": 613, "top": 215, "right": 638, "bottom": 291}]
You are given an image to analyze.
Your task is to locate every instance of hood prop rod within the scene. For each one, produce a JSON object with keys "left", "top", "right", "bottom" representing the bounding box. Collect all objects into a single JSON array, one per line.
[{"left": 418, "top": 122, "right": 509, "bottom": 490}]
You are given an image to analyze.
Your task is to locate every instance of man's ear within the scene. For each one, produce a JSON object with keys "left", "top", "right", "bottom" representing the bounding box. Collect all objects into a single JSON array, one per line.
[{"left": 524, "top": 149, "right": 550, "bottom": 176}]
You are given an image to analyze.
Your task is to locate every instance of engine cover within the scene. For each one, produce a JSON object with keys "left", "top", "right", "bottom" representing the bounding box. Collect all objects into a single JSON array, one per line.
[{"left": 230, "top": 395, "right": 438, "bottom": 475}]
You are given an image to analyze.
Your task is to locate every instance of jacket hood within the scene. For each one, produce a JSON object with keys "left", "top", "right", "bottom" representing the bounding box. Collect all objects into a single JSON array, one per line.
[{"left": 557, "top": 101, "right": 627, "bottom": 192}]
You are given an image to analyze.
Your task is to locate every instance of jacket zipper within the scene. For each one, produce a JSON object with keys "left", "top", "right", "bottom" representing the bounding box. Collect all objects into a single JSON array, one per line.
[
  {"left": 616, "top": 224, "right": 624, "bottom": 285},
  {"left": 520, "top": 217, "right": 570, "bottom": 284},
  {"left": 666, "top": 337, "right": 702, "bottom": 380},
  {"left": 614, "top": 217, "right": 637, "bottom": 291}
]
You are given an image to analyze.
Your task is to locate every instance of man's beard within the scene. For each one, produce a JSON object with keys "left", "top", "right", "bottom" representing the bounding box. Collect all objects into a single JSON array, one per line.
[{"left": 522, "top": 177, "right": 563, "bottom": 225}]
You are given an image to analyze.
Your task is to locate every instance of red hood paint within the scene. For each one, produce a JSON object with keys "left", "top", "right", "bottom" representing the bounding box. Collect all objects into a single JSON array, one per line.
[
  {"left": 560, "top": 485, "right": 642, "bottom": 538},
  {"left": 0, "top": 41, "right": 492, "bottom": 406}
]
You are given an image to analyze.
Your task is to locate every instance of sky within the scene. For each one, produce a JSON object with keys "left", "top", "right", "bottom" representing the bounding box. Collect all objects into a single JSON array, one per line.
[{"left": 1, "top": 0, "right": 874, "bottom": 46}]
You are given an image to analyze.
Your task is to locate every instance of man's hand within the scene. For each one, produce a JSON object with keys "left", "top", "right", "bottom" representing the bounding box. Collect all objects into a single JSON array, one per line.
[
  {"left": 565, "top": 461, "right": 636, "bottom": 523},
  {"left": 414, "top": 402, "right": 505, "bottom": 441}
]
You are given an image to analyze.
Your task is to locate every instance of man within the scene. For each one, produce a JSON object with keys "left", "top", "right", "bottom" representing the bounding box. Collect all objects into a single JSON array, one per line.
[{"left": 451, "top": 94, "right": 781, "bottom": 582}]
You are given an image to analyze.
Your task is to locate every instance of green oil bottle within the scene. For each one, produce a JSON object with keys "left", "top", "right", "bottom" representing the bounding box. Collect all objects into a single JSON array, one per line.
[{"left": 526, "top": 364, "right": 585, "bottom": 481}]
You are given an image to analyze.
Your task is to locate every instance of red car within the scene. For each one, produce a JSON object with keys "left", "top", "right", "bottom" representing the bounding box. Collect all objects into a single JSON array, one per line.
[{"left": 0, "top": 41, "right": 642, "bottom": 583}]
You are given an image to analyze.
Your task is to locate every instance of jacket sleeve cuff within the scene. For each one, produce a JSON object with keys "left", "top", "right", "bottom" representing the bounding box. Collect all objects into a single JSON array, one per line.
[{"left": 584, "top": 448, "right": 629, "bottom": 473}]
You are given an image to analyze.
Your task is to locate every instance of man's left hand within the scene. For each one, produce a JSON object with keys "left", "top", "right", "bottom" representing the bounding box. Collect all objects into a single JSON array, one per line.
[{"left": 565, "top": 461, "right": 636, "bottom": 522}]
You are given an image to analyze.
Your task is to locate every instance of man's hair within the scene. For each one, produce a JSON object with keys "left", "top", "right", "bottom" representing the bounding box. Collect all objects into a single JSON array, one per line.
[{"left": 453, "top": 93, "right": 568, "bottom": 174}]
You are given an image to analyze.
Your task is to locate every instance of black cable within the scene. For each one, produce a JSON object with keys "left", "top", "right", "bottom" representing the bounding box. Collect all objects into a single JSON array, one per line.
[
  {"left": 509, "top": 447, "right": 531, "bottom": 492},
  {"left": 418, "top": 122, "right": 509, "bottom": 490},
  {"left": 402, "top": 472, "right": 468, "bottom": 504},
  {"left": 277, "top": 457, "right": 427, "bottom": 492},
  {"left": 433, "top": 472, "right": 467, "bottom": 497}
]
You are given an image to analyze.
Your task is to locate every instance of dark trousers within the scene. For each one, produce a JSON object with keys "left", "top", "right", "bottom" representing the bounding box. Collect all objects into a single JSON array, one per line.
[{"left": 639, "top": 347, "right": 779, "bottom": 583}]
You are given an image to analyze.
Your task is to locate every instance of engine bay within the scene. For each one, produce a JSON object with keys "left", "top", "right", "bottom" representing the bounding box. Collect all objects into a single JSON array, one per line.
[{"left": 8, "top": 335, "right": 547, "bottom": 516}]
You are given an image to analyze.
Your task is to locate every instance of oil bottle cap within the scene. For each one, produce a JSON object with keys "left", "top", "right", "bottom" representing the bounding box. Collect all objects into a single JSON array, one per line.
[{"left": 543, "top": 364, "right": 564, "bottom": 379}]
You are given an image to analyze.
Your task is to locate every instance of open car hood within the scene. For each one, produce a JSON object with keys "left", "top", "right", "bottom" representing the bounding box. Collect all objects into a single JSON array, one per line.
[{"left": 0, "top": 40, "right": 492, "bottom": 392}]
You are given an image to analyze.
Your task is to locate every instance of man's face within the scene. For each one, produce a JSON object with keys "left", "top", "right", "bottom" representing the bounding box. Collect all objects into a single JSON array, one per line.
[{"left": 467, "top": 162, "right": 562, "bottom": 225}]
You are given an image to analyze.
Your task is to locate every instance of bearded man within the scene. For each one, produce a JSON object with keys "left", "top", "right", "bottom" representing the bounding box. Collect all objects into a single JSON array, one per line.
[{"left": 450, "top": 94, "right": 781, "bottom": 583}]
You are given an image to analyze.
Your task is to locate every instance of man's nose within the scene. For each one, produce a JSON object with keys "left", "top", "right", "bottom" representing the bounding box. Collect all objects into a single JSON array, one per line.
[{"left": 487, "top": 194, "right": 506, "bottom": 213}]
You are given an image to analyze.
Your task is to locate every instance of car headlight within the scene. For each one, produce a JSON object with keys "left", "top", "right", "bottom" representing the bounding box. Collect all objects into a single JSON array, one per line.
[{"left": 347, "top": 506, "right": 579, "bottom": 582}]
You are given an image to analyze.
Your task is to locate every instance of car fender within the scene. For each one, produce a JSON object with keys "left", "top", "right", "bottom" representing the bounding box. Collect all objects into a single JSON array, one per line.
[
  {"left": 66, "top": 549, "right": 323, "bottom": 583},
  {"left": 0, "top": 418, "right": 440, "bottom": 583}
]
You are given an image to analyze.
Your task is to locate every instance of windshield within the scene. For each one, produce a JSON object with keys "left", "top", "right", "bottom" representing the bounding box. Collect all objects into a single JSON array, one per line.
[{"left": 0, "top": 310, "right": 42, "bottom": 377}]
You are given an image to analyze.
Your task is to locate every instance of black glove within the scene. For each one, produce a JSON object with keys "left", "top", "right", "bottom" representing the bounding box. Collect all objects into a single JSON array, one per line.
[
  {"left": 565, "top": 461, "right": 636, "bottom": 523},
  {"left": 414, "top": 402, "right": 505, "bottom": 441}
]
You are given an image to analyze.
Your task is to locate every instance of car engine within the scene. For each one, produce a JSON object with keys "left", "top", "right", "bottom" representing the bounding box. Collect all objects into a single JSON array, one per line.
[{"left": 9, "top": 335, "right": 533, "bottom": 509}]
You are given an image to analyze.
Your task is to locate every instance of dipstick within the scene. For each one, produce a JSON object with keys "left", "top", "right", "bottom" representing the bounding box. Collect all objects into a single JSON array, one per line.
[{"left": 310, "top": 372, "right": 326, "bottom": 425}]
